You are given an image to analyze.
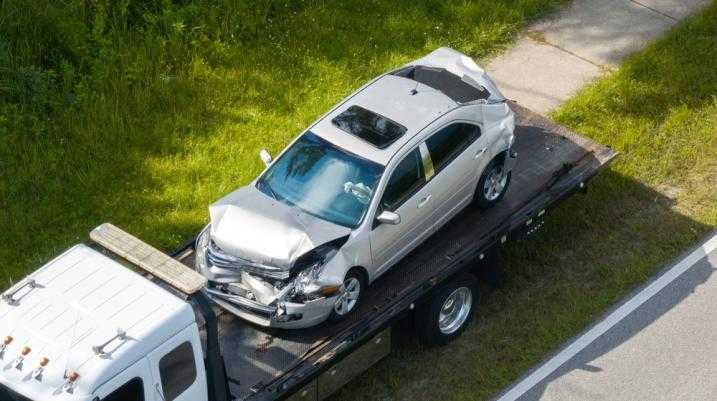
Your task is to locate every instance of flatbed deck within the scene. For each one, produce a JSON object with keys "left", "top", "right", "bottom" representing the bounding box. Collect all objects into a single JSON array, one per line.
[{"left": 174, "top": 103, "right": 616, "bottom": 401}]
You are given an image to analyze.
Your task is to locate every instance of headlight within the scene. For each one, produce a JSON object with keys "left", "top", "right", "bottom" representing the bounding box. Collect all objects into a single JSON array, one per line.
[
  {"left": 194, "top": 224, "right": 211, "bottom": 275},
  {"left": 292, "top": 261, "right": 327, "bottom": 298},
  {"left": 289, "top": 254, "right": 341, "bottom": 302}
]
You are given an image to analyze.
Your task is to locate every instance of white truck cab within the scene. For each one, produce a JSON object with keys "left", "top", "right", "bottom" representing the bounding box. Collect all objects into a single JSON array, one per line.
[{"left": 0, "top": 227, "right": 215, "bottom": 401}]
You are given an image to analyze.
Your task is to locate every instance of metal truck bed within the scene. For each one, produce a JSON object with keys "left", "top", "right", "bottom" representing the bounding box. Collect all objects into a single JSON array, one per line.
[{"left": 176, "top": 103, "right": 616, "bottom": 401}]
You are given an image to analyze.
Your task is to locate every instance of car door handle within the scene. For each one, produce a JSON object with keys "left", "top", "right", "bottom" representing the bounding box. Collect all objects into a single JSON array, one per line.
[
  {"left": 418, "top": 194, "right": 431, "bottom": 208},
  {"left": 474, "top": 147, "right": 487, "bottom": 159}
]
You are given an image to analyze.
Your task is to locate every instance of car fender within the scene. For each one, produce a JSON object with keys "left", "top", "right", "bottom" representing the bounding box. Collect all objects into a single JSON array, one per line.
[{"left": 315, "top": 248, "right": 353, "bottom": 287}]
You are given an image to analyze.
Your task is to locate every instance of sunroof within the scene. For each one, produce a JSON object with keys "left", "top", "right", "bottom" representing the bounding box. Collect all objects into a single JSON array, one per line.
[
  {"left": 393, "top": 65, "right": 490, "bottom": 103},
  {"left": 332, "top": 105, "right": 407, "bottom": 149}
]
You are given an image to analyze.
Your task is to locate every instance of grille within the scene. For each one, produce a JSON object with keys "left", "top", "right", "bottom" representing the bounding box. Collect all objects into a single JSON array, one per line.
[{"left": 206, "top": 241, "right": 291, "bottom": 280}]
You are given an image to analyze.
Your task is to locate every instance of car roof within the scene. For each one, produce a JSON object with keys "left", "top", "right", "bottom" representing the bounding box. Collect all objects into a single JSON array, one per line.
[
  {"left": 0, "top": 245, "right": 194, "bottom": 401},
  {"left": 312, "top": 74, "right": 458, "bottom": 165}
]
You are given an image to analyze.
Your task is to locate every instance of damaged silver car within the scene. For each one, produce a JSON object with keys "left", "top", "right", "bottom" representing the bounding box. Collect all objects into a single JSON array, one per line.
[{"left": 195, "top": 47, "right": 516, "bottom": 328}]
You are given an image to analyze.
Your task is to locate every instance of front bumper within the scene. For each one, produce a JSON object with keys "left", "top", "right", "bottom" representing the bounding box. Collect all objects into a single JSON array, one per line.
[{"left": 205, "top": 286, "right": 337, "bottom": 329}]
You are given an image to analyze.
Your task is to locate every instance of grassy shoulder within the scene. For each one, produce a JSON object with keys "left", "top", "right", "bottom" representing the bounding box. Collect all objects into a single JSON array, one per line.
[
  {"left": 0, "top": 0, "right": 568, "bottom": 284},
  {"left": 338, "top": 3, "right": 716, "bottom": 401}
]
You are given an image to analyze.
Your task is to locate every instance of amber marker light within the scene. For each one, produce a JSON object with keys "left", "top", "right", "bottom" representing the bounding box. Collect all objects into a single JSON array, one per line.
[
  {"left": 319, "top": 285, "right": 341, "bottom": 296},
  {"left": 67, "top": 371, "right": 80, "bottom": 382}
]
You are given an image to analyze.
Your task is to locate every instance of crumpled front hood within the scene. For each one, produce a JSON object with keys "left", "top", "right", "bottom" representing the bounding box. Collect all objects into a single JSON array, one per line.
[{"left": 209, "top": 185, "right": 351, "bottom": 270}]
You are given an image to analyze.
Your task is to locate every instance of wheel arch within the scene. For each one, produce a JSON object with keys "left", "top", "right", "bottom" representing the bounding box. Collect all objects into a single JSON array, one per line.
[{"left": 347, "top": 265, "right": 370, "bottom": 286}]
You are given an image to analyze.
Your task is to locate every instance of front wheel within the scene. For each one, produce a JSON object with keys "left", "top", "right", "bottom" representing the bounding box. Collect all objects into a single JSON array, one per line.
[
  {"left": 328, "top": 268, "right": 365, "bottom": 322},
  {"left": 474, "top": 157, "right": 511, "bottom": 208},
  {"left": 416, "top": 273, "right": 478, "bottom": 346}
]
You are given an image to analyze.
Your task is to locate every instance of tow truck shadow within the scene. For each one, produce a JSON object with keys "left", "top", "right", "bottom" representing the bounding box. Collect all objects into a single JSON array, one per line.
[
  {"left": 345, "top": 169, "right": 713, "bottom": 401},
  {"left": 487, "top": 169, "right": 713, "bottom": 400},
  {"left": 511, "top": 243, "right": 715, "bottom": 401}
]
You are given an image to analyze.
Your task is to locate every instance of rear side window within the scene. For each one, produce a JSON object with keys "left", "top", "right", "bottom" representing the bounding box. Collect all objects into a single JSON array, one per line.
[
  {"left": 159, "top": 342, "right": 197, "bottom": 401},
  {"left": 102, "top": 378, "right": 144, "bottom": 401},
  {"left": 380, "top": 149, "right": 425, "bottom": 211},
  {"left": 425, "top": 123, "right": 480, "bottom": 174}
]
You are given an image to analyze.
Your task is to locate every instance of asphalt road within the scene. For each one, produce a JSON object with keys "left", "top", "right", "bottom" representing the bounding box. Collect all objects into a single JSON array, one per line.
[{"left": 496, "top": 232, "right": 717, "bottom": 401}]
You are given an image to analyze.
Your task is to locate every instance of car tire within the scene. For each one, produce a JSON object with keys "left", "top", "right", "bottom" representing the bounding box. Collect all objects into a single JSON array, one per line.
[
  {"left": 474, "top": 156, "right": 511, "bottom": 208},
  {"left": 416, "top": 272, "right": 478, "bottom": 346},
  {"left": 328, "top": 268, "right": 366, "bottom": 323}
]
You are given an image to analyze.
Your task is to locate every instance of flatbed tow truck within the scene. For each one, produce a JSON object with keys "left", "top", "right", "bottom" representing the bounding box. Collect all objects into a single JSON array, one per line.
[{"left": 0, "top": 104, "right": 615, "bottom": 401}]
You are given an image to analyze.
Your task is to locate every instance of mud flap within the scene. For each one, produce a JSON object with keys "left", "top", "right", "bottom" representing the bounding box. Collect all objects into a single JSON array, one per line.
[{"left": 503, "top": 148, "right": 518, "bottom": 173}]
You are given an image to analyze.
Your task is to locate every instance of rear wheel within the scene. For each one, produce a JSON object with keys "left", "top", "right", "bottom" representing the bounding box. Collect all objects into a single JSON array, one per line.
[
  {"left": 417, "top": 272, "right": 478, "bottom": 346},
  {"left": 329, "top": 268, "right": 365, "bottom": 322},
  {"left": 474, "top": 157, "right": 511, "bottom": 208}
]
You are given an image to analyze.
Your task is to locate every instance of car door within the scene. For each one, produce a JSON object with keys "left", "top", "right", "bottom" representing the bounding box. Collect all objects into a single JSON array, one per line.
[
  {"left": 423, "top": 122, "right": 486, "bottom": 229},
  {"left": 370, "top": 147, "right": 435, "bottom": 275}
]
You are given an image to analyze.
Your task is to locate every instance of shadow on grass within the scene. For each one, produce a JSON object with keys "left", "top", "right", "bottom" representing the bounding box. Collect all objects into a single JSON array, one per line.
[{"left": 336, "top": 169, "right": 712, "bottom": 401}]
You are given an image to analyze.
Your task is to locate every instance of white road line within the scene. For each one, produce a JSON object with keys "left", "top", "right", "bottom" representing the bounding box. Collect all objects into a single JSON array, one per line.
[{"left": 497, "top": 232, "right": 717, "bottom": 401}]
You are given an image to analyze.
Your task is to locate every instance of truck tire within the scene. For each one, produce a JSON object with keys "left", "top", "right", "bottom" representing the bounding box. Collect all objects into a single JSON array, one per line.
[
  {"left": 417, "top": 272, "right": 478, "bottom": 346},
  {"left": 329, "top": 268, "right": 366, "bottom": 322},
  {"left": 474, "top": 157, "right": 511, "bottom": 208}
]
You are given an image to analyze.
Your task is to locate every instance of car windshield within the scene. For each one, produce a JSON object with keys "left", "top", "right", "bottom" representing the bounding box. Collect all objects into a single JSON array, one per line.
[{"left": 257, "top": 131, "right": 384, "bottom": 228}]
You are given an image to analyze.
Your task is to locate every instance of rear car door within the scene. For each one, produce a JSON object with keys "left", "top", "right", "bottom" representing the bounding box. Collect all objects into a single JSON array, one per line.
[
  {"left": 370, "top": 148, "right": 434, "bottom": 275},
  {"left": 423, "top": 122, "right": 484, "bottom": 228}
]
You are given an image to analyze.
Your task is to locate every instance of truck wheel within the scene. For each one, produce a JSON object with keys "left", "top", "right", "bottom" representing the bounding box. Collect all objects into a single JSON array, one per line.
[
  {"left": 474, "top": 157, "right": 511, "bottom": 208},
  {"left": 417, "top": 273, "right": 478, "bottom": 346},
  {"left": 329, "top": 268, "right": 366, "bottom": 322}
]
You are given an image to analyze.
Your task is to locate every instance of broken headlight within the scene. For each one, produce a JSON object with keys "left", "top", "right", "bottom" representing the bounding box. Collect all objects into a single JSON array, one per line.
[{"left": 288, "top": 240, "right": 346, "bottom": 302}]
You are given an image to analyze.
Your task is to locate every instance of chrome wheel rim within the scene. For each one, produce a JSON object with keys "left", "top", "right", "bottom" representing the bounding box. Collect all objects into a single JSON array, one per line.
[
  {"left": 438, "top": 287, "right": 472, "bottom": 335},
  {"left": 334, "top": 277, "right": 360, "bottom": 316},
  {"left": 484, "top": 165, "right": 507, "bottom": 201}
]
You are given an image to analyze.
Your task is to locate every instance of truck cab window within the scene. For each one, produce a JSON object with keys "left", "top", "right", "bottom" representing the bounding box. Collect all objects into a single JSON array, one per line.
[
  {"left": 102, "top": 377, "right": 144, "bottom": 401},
  {"left": 159, "top": 342, "right": 197, "bottom": 401}
]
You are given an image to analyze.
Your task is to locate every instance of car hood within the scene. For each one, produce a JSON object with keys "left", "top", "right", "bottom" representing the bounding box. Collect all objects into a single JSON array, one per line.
[{"left": 208, "top": 185, "right": 352, "bottom": 270}]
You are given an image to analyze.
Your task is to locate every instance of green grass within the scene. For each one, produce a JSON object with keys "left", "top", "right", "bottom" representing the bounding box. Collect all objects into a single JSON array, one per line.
[
  {"left": 2, "top": 1, "right": 716, "bottom": 400},
  {"left": 338, "top": 3, "right": 717, "bottom": 401},
  {"left": 0, "top": 0, "right": 568, "bottom": 284}
]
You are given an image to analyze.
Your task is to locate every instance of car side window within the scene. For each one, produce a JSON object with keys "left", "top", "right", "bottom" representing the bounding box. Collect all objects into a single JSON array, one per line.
[
  {"left": 159, "top": 342, "right": 197, "bottom": 401},
  {"left": 380, "top": 149, "right": 425, "bottom": 211},
  {"left": 102, "top": 377, "right": 144, "bottom": 401},
  {"left": 425, "top": 123, "right": 481, "bottom": 174}
]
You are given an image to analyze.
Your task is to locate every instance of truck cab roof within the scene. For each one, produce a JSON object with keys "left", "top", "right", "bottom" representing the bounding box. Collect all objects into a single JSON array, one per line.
[{"left": 0, "top": 245, "right": 194, "bottom": 401}]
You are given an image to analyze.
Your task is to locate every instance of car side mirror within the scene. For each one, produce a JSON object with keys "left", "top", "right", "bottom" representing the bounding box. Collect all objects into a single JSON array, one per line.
[
  {"left": 259, "top": 149, "right": 273, "bottom": 167},
  {"left": 376, "top": 210, "right": 401, "bottom": 225}
]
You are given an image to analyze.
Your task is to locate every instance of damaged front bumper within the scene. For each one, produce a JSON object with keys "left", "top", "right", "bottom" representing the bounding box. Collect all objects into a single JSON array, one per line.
[
  {"left": 194, "top": 225, "right": 340, "bottom": 328},
  {"left": 205, "top": 285, "right": 338, "bottom": 328}
]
